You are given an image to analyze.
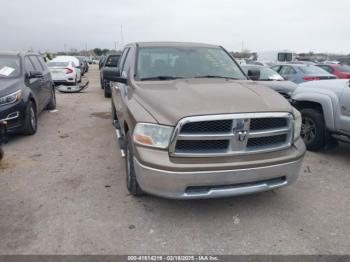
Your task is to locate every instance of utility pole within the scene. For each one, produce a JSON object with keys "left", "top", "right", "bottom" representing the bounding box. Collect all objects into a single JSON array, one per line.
[{"left": 114, "top": 41, "right": 117, "bottom": 50}]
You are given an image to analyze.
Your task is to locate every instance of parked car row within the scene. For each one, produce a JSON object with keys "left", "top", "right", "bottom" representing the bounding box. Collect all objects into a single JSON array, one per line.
[
  {"left": 47, "top": 56, "right": 82, "bottom": 86},
  {"left": 46, "top": 55, "right": 92, "bottom": 87}
]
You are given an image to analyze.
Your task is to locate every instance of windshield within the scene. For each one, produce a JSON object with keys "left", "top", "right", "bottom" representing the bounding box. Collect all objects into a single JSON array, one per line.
[
  {"left": 336, "top": 65, "right": 350, "bottom": 73},
  {"left": 299, "top": 65, "right": 330, "bottom": 74},
  {"left": 47, "top": 61, "right": 70, "bottom": 67},
  {"left": 0, "top": 55, "right": 21, "bottom": 78},
  {"left": 136, "top": 46, "right": 246, "bottom": 80},
  {"left": 242, "top": 66, "right": 284, "bottom": 81}
]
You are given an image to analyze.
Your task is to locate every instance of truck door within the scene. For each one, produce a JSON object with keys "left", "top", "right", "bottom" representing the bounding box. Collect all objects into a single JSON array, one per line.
[{"left": 337, "top": 81, "right": 350, "bottom": 133}]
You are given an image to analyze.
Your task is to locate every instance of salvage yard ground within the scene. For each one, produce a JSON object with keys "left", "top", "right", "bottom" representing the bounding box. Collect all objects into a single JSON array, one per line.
[{"left": 0, "top": 65, "right": 349, "bottom": 254}]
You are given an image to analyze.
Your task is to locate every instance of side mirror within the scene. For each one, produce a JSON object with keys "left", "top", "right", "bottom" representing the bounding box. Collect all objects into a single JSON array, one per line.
[
  {"left": 103, "top": 68, "right": 127, "bottom": 84},
  {"left": 29, "top": 70, "right": 43, "bottom": 79},
  {"left": 247, "top": 69, "right": 260, "bottom": 81}
]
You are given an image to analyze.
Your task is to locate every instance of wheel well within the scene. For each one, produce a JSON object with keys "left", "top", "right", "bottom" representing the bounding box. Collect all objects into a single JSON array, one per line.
[
  {"left": 29, "top": 96, "right": 37, "bottom": 111},
  {"left": 293, "top": 101, "right": 324, "bottom": 114}
]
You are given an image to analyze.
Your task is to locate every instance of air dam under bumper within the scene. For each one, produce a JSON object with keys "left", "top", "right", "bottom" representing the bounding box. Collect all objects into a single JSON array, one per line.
[{"left": 134, "top": 158, "right": 303, "bottom": 199}]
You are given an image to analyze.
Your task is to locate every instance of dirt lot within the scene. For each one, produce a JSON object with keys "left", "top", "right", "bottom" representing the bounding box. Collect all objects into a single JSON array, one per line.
[{"left": 0, "top": 65, "right": 350, "bottom": 255}]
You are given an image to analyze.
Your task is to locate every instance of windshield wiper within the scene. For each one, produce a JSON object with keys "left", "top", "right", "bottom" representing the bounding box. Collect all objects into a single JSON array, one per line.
[
  {"left": 139, "top": 76, "right": 183, "bottom": 81},
  {"left": 193, "top": 75, "right": 240, "bottom": 80}
]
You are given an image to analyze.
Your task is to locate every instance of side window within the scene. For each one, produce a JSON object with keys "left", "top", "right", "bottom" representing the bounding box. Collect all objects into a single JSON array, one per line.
[
  {"left": 37, "top": 56, "right": 48, "bottom": 71},
  {"left": 29, "top": 56, "right": 43, "bottom": 72},
  {"left": 320, "top": 66, "right": 332, "bottom": 73},
  {"left": 280, "top": 66, "right": 296, "bottom": 75},
  {"left": 118, "top": 48, "right": 130, "bottom": 73},
  {"left": 279, "top": 66, "right": 289, "bottom": 75},
  {"left": 24, "top": 57, "right": 35, "bottom": 73},
  {"left": 289, "top": 67, "right": 297, "bottom": 74}
]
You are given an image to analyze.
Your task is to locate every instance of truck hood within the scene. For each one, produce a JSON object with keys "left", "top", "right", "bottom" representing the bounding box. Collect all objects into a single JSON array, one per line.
[{"left": 133, "top": 79, "right": 292, "bottom": 126}]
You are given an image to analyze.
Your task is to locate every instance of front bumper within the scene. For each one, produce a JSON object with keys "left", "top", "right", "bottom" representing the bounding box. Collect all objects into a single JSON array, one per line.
[
  {"left": 0, "top": 100, "right": 26, "bottom": 133},
  {"left": 133, "top": 139, "right": 306, "bottom": 199}
]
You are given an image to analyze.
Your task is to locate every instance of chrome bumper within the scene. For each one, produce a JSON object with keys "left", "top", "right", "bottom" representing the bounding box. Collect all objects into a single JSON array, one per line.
[{"left": 134, "top": 157, "right": 304, "bottom": 199}]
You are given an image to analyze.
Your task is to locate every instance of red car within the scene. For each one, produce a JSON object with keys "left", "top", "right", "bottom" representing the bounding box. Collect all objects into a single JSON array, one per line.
[{"left": 316, "top": 64, "right": 350, "bottom": 79}]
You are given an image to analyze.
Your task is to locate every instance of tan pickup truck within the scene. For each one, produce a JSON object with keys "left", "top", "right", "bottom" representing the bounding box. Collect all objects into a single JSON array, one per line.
[{"left": 103, "top": 42, "right": 306, "bottom": 199}]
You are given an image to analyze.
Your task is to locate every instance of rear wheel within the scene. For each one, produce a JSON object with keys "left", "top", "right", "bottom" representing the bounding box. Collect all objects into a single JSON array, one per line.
[
  {"left": 300, "top": 108, "right": 325, "bottom": 151},
  {"left": 23, "top": 101, "right": 37, "bottom": 135},
  {"left": 125, "top": 132, "right": 144, "bottom": 196}
]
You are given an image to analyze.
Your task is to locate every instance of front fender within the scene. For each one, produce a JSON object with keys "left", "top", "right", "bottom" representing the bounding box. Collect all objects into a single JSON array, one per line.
[{"left": 292, "top": 90, "right": 337, "bottom": 131}]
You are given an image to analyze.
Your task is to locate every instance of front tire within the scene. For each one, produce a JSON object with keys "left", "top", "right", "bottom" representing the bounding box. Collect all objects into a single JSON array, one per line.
[
  {"left": 23, "top": 101, "right": 37, "bottom": 135},
  {"left": 125, "top": 132, "right": 144, "bottom": 196},
  {"left": 300, "top": 108, "right": 325, "bottom": 151}
]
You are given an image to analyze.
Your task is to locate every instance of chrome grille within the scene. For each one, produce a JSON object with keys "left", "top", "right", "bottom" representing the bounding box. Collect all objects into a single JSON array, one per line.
[
  {"left": 250, "top": 118, "right": 288, "bottom": 131},
  {"left": 180, "top": 120, "right": 232, "bottom": 134},
  {"left": 169, "top": 113, "right": 293, "bottom": 157}
]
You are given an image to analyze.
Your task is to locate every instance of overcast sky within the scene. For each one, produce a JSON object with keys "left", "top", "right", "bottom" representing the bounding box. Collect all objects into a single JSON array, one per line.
[{"left": 0, "top": 0, "right": 349, "bottom": 53}]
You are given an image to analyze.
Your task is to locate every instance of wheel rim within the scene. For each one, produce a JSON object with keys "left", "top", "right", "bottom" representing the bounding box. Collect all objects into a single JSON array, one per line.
[
  {"left": 301, "top": 116, "right": 316, "bottom": 143},
  {"left": 30, "top": 106, "right": 36, "bottom": 130}
]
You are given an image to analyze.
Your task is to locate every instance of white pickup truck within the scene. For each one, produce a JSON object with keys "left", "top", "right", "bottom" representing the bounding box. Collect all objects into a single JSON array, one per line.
[{"left": 292, "top": 79, "right": 350, "bottom": 150}]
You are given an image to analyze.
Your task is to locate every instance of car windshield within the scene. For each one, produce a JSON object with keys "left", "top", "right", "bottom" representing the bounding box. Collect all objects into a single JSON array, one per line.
[
  {"left": 0, "top": 55, "right": 21, "bottom": 78},
  {"left": 106, "top": 56, "right": 120, "bottom": 67},
  {"left": 136, "top": 46, "right": 247, "bottom": 80},
  {"left": 242, "top": 66, "right": 284, "bottom": 81},
  {"left": 336, "top": 65, "right": 350, "bottom": 73},
  {"left": 47, "top": 61, "right": 70, "bottom": 67},
  {"left": 299, "top": 65, "right": 330, "bottom": 74}
]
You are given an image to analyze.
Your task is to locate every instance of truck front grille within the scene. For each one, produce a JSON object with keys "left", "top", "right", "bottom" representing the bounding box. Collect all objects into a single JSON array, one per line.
[
  {"left": 180, "top": 120, "right": 232, "bottom": 134},
  {"left": 169, "top": 113, "right": 293, "bottom": 157}
]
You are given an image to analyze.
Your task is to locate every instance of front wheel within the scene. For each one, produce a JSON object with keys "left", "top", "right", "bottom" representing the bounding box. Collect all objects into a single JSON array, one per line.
[
  {"left": 23, "top": 101, "right": 37, "bottom": 135},
  {"left": 300, "top": 108, "right": 325, "bottom": 151},
  {"left": 125, "top": 133, "right": 144, "bottom": 196}
]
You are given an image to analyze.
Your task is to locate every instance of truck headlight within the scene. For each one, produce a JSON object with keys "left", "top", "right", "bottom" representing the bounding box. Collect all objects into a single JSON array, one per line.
[
  {"left": 133, "top": 123, "right": 174, "bottom": 149},
  {"left": 0, "top": 90, "right": 22, "bottom": 106},
  {"left": 292, "top": 107, "right": 302, "bottom": 141}
]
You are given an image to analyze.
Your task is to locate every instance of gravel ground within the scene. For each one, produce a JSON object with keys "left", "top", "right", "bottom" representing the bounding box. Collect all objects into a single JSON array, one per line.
[{"left": 0, "top": 65, "right": 350, "bottom": 255}]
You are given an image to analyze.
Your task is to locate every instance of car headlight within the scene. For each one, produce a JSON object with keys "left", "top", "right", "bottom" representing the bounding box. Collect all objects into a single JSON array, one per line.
[
  {"left": 0, "top": 90, "right": 22, "bottom": 106},
  {"left": 133, "top": 123, "right": 174, "bottom": 149},
  {"left": 292, "top": 107, "right": 302, "bottom": 141}
]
